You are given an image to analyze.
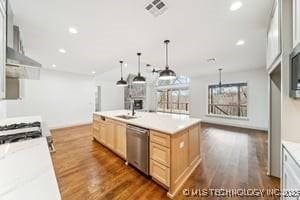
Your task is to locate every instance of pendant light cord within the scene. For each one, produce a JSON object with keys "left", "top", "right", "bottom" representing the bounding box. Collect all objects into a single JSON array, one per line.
[
  {"left": 137, "top": 53, "right": 141, "bottom": 75},
  {"left": 120, "top": 61, "right": 123, "bottom": 79},
  {"left": 165, "top": 40, "right": 170, "bottom": 69},
  {"left": 218, "top": 68, "right": 222, "bottom": 87}
]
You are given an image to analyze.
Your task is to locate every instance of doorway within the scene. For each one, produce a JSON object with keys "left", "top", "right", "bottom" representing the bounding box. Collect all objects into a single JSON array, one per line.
[{"left": 95, "top": 86, "right": 101, "bottom": 112}]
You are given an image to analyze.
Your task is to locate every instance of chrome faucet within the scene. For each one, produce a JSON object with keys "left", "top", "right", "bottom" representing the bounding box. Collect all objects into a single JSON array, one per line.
[{"left": 131, "top": 100, "right": 136, "bottom": 116}]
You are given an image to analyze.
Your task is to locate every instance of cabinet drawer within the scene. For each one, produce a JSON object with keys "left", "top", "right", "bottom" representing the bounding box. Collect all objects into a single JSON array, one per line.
[
  {"left": 150, "top": 159, "right": 170, "bottom": 187},
  {"left": 150, "top": 142, "right": 170, "bottom": 167},
  {"left": 150, "top": 131, "right": 170, "bottom": 148}
]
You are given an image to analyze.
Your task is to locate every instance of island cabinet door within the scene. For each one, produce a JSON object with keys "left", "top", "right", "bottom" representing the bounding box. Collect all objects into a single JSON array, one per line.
[
  {"left": 114, "top": 122, "right": 127, "bottom": 159},
  {"left": 105, "top": 121, "right": 115, "bottom": 150},
  {"left": 92, "top": 121, "right": 101, "bottom": 142},
  {"left": 188, "top": 124, "right": 200, "bottom": 165},
  {"left": 99, "top": 123, "right": 106, "bottom": 144}
]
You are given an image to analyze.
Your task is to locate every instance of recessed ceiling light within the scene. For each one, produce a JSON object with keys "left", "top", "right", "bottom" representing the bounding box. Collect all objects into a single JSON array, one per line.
[
  {"left": 230, "top": 1, "right": 243, "bottom": 11},
  {"left": 52, "top": 64, "right": 56, "bottom": 68},
  {"left": 236, "top": 40, "right": 245, "bottom": 46},
  {"left": 124, "top": 63, "right": 128, "bottom": 67},
  {"left": 68, "top": 27, "right": 78, "bottom": 34},
  {"left": 59, "top": 48, "right": 66, "bottom": 54},
  {"left": 92, "top": 71, "right": 96, "bottom": 74}
]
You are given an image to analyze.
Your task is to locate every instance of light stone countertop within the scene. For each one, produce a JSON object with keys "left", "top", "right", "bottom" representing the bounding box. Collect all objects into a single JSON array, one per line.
[
  {"left": 94, "top": 110, "right": 201, "bottom": 134},
  {"left": 0, "top": 138, "right": 61, "bottom": 200},
  {"left": 282, "top": 140, "right": 300, "bottom": 167}
]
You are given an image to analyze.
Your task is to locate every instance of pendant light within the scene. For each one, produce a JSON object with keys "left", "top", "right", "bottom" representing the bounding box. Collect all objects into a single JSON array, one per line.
[
  {"left": 116, "top": 61, "right": 128, "bottom": 86},
  {"left": 159, "top": 40, "right": 176, "bottom": 80},
  {"left": 133, "top": 53, "right": 146, "bottom": 84}
]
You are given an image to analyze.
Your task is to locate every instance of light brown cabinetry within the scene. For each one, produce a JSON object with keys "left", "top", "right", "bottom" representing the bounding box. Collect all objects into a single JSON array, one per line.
[
  {"left": 92, "top": 115, "right": 127, "bottom": 159},
  {"left": 150, "top": 130, "right": 170, "bottom": 147},
  {"left": 188, "top": 125, "right": 200, "bottom": 164},
  {"left": 93, "top": 114, "right": 201, "bottom": 198},
  {"left": 150, "top": 159, "right": 170, "bottom": 187},
  {"left": 105, "top": 120, "right": 115, "bottom": 150},
  {"left": 114, "top": 122, "right": 127, "bottom": 158},
  {"left": 99, "top": 123, "right": 106, "bottom": 144},
  {"left": 92, "top": 121, "right": 101, "bottom": 142},
  {"left": 149, "top": 123, "right": 201, "bottom": 198},
  {"left": 150, "top": 130, "right": 171, "bottom": 187},
  {"left": 150, "top": 142, "right": 170, "bottom": 167}
]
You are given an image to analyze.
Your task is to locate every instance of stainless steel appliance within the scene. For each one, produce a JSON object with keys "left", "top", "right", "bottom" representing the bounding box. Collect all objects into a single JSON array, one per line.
[
  {"left": 126, "top": 125, "right": 149, "bottom": 175},
  {"left": 0, "top": 121, "right": 55, "bottom": 152},
  {"left": 134, "top": 100, "right": 143, "bottom": 110},
  {"left": 5, "top": 0, "right": 42, "bottom": 99},
  {"left": 0, "top": 121, "right": 42, "bottom": 144},
  {"left": 290, "top": 43, "right": 300, "bottom": 98}
]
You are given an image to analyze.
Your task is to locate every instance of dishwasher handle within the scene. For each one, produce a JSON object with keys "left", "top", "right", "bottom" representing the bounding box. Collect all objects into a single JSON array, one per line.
[{"left": 127, "top": 125, "right": 148, "bottom": 134}]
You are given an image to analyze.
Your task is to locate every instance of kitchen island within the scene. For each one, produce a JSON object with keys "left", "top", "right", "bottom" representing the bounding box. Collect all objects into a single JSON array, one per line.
[{"left": 93, "top": 110, "right": 201, "bottom": 198}]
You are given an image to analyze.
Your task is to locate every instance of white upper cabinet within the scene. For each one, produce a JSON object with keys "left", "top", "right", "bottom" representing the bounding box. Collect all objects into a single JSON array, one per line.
[
  {"left": 293, "top": 0, "right": 300, "bottom": 48},
  {"left": 0, "top": 0, "right": 6, "bottom": 99},
  {"left": 267, "top": 0, "right": 281, "bottom": 69}
]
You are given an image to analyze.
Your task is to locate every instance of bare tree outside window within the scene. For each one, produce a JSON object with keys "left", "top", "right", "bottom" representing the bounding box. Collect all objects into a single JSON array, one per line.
[
  {"left": 208, "top": 83, "right": 248, "bottom": 117},
  {"left": 156, "top": 76, "right": 190, "bottom": 114}
]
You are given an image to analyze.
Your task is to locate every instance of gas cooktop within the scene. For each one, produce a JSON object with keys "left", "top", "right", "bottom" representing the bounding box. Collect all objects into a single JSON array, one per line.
[{"left": 0, "top": 121, "right": 42, "bottom": 145}]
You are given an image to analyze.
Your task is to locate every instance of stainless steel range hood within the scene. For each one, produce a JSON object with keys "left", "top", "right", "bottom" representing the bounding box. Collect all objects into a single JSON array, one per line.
[
  {"left": 6, "top": 0, "right": 41, "bottom": 80},
  {"left": 5, "top": 0, "right": 41, "bottom": 100},
  {"left": 6, "top": 25, "right": 41, "bottom": 79}
]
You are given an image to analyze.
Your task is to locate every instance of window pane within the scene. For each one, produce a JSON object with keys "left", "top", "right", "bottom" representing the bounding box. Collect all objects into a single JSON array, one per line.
[
  {"left": 156, "top": 76, "right": 190, "bottom": 115},
  {"left": 208, "top": 83, "right": 247, "bottom": 117}
]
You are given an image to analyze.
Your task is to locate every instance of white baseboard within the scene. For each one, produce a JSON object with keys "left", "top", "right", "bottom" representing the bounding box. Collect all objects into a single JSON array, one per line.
[
  {"left": 49, "top": 121, "right": 92, "bottom": 130},
  {"left": 202, "top": 120, "right": 268, "bottom": 132}
]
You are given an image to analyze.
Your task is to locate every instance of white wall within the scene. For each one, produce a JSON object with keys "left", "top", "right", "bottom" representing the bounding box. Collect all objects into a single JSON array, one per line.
[
  {"left": 190, "top": 68, "right": 268, "bottom": 130},
  {"left": 0, "top": 101, "right": 6, "bottom": 119},
  {"left": 6, "top": 69, "right": 95, "bottom": 128}
]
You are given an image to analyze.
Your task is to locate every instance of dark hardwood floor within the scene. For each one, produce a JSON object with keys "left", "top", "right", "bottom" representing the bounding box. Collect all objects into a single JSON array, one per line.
[{"left": 51, "top": 123, "right": 280, "bottom": 200}]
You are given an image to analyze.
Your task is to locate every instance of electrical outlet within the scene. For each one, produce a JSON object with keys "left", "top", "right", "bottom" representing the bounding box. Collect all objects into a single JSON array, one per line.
[{"left": 180, "top": 141, "right": 184, "bottom": 149}]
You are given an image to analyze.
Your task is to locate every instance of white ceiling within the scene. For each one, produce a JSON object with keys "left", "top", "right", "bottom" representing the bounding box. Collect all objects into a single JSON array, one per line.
[{"left": 10, "top": 0, "right": 273, "bottom": 77}]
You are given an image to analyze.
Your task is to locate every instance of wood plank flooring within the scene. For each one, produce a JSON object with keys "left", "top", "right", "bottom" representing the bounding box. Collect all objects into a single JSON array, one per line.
[{"left": 51, "top": 123, "right": 280, "bottom": 200}]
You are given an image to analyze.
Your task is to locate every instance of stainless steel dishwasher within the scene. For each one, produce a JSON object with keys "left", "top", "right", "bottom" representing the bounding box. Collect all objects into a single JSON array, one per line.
[{"left": 126, "top": 125, "right": 149, "bottom": 175}]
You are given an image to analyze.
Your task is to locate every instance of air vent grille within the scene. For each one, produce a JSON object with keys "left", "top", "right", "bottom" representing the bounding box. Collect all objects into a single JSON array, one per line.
[{"left": 145, "top": 0, "right": 168, "bottom": 17}]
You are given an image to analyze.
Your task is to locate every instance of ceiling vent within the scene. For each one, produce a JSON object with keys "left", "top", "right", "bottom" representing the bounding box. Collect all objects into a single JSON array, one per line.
[{"left": 145, "top": 0, "right": 168, "bottom": 17}]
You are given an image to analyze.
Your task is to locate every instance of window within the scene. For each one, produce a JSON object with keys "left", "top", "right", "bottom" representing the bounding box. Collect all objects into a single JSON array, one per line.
[
  {"left": 156, "top": 76, "right": 190, "bottom": 114},
  {"left": 208, "top": 83, "right": 247, "bottom": 117}
]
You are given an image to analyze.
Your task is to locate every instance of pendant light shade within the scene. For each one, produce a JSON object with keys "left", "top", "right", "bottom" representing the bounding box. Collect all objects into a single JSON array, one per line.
[
  {"left": 116, "top": 61, "right": 128, "bottom": 86},
  {"left": 159, "top": 40, "right": 176, "bottom": 80},
  {"left": 133, "top": 53, "right": 146, "bottom": 84}
]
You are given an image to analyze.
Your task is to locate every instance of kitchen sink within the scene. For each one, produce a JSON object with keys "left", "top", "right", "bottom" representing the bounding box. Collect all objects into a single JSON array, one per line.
[{"left": 115, "top": 115, "right": 137, "bottom": 120}]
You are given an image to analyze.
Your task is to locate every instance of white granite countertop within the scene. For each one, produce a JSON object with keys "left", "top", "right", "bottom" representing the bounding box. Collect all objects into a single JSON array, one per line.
[
  {"left": 282, "top": 141, "right": 300, "bottom": 167},
  {"left": 0, "top": 138, "right": 61, "bottom": 200},
  {"left": 94, "top": 110, "right": 201, "bottom": 134}
]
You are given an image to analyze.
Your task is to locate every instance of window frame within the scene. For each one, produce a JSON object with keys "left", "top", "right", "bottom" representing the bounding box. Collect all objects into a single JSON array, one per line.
[
  {"left": 156, "top": 86, "right": 190, "bottom": 115},
  {"left": 206, "top": 82, "right": 249, "bottom": 119}
]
